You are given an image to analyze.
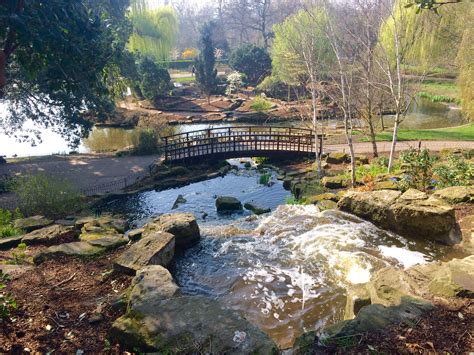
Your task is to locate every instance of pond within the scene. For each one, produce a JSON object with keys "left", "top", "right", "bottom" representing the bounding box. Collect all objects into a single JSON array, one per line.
[
  {"left": 97, "top": 161, "right": 451, "bottom": 349},
  {"left": 0, "top": 97, "right": 465, "bottom": 158}
]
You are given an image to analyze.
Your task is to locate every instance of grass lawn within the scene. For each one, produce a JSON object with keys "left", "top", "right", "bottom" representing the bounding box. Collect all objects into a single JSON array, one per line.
[
  {"left": 373, "top": 123, "right": 474, "bottom": 141},
  {"left": 173, "top": 76, "right": 195, "bottom": 83},
  {"left": 417, "top": 81, "right": 460, "bottom": 103}
]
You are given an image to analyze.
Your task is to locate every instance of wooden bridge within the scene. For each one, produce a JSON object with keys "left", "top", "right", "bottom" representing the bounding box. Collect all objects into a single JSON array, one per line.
[{"left": 162, "top": 126, "right": 324, "bottom": 162}]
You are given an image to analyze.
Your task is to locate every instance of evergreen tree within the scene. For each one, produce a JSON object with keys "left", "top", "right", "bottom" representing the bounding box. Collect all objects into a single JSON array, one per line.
[{"left": 195, "top": 21, "right": 218, "bottom": 103}]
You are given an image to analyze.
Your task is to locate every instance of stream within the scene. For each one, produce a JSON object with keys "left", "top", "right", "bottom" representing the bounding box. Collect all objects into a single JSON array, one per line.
[{"left": 97, "top": 160, "right": 451, "bottom": 349}]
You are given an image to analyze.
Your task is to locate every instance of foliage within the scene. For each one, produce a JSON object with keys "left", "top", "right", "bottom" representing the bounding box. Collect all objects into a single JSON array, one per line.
[
  {"left": 226, "top": 72, "right": 244, "bottom": 96},
  {"left": 0, "top": 273, "right": 17, "bottom": 319},
  {"left": 416, "top": 92, "right": 459, "bottom": 104},
  {"left": 456, "top": 7, "right": 474, "bottom": 121},
  {"left": 399, "top": 148, "right": 434, "bottom": 191},
  {"left": 7, "top": 243, "right": 28, "bottom": 265},
  {"left": 259, "top": 173, "right": 272, "bottom": 185},
  {"left": 137, "top": 57, "right": 172, "bottom": 101},
  {"left": 271, "top": 8, "right": 335, "bottom": 85},
  {"left": 15, "top": 174, "right": 82, "bottom": 219},
  {"left": 128, "top": 4, "right": 179, "bottom": 62},
  {"left": 195, "top": 21, "right": 218, "bottom": 101},
  {"left": 182, "top": 48, "right": 198, "bottom": 59},
  {"left": 286, "top": 195, "right": 305, "bottom": 205},
  {"left": 250, "top": 96, "right": 274, "bottom": 112},
  {"left": 0, "top": 208, "right": 22, "bottom": 238},
  {"left": 0, "top": 0, "right": 130, "bottom": 146},
  {"left": 132, "top": 129, "right": 159, "bottom": 155},
  {"left": 0, "top": 176, "right": 17, "bottom": 194},
  {"left": 228, "top": 44, "right": 271, "bottom": 85},
  {"left": 433, "top": 154, "right": 474, "bottom": 187}
]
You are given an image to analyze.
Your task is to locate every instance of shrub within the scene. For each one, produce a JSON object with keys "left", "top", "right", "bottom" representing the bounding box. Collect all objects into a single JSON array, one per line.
[
  {"left": 0, "top": 176, "right": 17, "bottom": 194},
  {"left": 133, "top": 129, "right": 159, "bottom": 155},
  {"left": 15, "top": 174, "right": 82, "bottom": 219},
  {"left": 8, "top": 243, "right": 27, "bottom": 265},
  {"left": 0, "top": 208, "right": 22, "bottom": 238},
  {"left": 259, "top": 173, "right": 272, "bottom": 185},
  {"left": 228, "top": 44, "right": 271, "bottom": 85},
  {"left": 226, "top": 71, "right": 243, "bottom": 96},
  {"left": 250, "top": 95, "right": 273, "bottom": 112},
  {"left": 433, "top": 154, "right": 474, "bottom": 187},
  {"left": 399, "top": 148, "right": 434, "bottom": 192},
  {"left": 137, "top": 57, "right": 172, "bottom": 101}
]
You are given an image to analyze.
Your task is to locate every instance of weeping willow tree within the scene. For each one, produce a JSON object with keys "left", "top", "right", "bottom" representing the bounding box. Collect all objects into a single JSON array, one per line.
[
  {"left": 378, "top": 1, "right": 470, "bottom": 69},
  {"left": 128, "top": 2, "right": 179, "bottom": 62},
  {"left": 456, "top": 6, "right": 474, "bottom": 121}
]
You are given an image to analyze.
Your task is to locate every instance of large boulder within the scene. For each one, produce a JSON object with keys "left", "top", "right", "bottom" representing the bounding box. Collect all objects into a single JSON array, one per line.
[
  {"left": 338, "top": 190, "right": 401, "bottom": 229},
  {"left": 113, "top": 232, "right": 175, "bottom": 275},
  {"left": 14, "top": 215, "right": 53, "bottom": 233},
  {"left": 338, "top": 190, "right": 461, "bottom": 245},
  {"left": 22, "top": 225, "right": 78, "bottom": 246},
  {"left": 433, "top": 186, "right": 474, "bottom": 204},
  {"left": 128, "top": 265, "right": 180, "bottom": 313},
  {"left": 145, "top": 213, "right": 200, "bottom": 250},
  {"left": 216, "top": 196, "right": 243, "bottom": 213},
  {"left": 110, "top": 296, "right": 277, "bottom": 353},
  {"left": 459, "top": 215, "right": 474, "bottom": 254}
]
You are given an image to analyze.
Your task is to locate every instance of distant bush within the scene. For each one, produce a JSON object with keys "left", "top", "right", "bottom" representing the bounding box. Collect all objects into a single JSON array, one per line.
[
  {"left": 434, "top": 154, "right": 474, "bottom": 187},
  {"left": 15, "top": 174, "right": 82, "bottom": 219},
  {"left": 226, "top": 71, "right": 243, "bottom": 96},
  {"left": 250, "top": 95, "right": 273, "bottom": 112},
  {"left": 133, "top": 129, "right": 159, "bottom": 155},
  {"left": 229, "top": 44, "right": 271, "bottom": 85},
  {"left": 399, "top": 148, "right": 434, "bottom": 192},
  {"left": 137, "top": 57, "right": 172, "bottom": 101},
  {"left": 0, "top": 176, "right": 17, "bottom": 194}
]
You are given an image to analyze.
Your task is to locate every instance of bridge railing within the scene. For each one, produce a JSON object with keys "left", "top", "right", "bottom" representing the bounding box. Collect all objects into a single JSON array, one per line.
[{"left": 162, "top": 126, "right": 323, "bottom": 162}]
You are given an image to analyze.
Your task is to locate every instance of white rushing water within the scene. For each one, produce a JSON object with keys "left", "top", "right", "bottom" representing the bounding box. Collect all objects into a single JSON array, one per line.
[{"left": 173, "top": 204, "right": 437, "bottom": 348}]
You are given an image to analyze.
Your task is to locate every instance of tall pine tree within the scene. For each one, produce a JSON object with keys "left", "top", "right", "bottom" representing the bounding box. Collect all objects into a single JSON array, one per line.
[{"left": 195, "top": 21, "right": 218, "bottom": 103}]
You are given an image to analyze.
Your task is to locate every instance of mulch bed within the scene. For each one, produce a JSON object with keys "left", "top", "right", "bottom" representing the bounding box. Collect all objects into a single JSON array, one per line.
[{"left": 0, "top": 250, "right": 132, "bottom": 354}]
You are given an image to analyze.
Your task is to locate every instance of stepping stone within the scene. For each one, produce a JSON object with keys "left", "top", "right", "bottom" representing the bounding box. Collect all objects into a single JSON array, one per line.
[
  {"left": 14, "top": 215, "right": 53, "bottom": 233},
  {"left": 113, "top": 232, "right": 175, "bottom": 275},
  {"left": 87, "top": 235, "right": 128, "bottom": 250},
  {"left": 22, "top": 225, "right": 78, "bottom": 245}
]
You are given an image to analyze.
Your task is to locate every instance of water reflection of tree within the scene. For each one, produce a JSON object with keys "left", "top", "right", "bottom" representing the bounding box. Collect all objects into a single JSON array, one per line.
[{"left": 83, "top": 128, "right": 136, "bottom": 153}]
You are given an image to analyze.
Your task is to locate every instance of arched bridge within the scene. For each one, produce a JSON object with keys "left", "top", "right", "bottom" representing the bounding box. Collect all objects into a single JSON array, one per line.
[{"left": 162, "top": 126, "right": 324, "bottom": 162}]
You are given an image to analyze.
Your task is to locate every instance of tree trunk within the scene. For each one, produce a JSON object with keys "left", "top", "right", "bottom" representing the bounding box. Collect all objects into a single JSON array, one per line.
[
  {"left": 367, "top": 116, "right": 378, "bottom": 157},
  {"left": 388, "top": 111, "right": 400, "bottom": 172},
  {"left": 311, "top": 89, "right": 322, "bottom": 177}
]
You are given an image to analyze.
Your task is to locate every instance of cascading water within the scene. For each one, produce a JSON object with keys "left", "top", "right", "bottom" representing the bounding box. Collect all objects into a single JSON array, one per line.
[{"left": 98, "top": 160, "right": 450, "bottom": 349}]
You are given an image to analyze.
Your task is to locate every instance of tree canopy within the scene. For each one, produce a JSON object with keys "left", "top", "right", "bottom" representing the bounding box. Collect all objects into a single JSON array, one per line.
[
  {"left": 195, "top": 21, "right": 218, "bottom": 103},
  {"left": 0, "top": 0, "right": 130, "bottom": 145},
  {"left": 229, "top": 44, "right": 271, "bottom": 85}
]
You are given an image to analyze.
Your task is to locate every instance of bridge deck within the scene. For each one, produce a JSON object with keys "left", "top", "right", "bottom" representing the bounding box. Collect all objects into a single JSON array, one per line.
[{"left": 162, "top": 126, "right": 323, "bottom": 162}]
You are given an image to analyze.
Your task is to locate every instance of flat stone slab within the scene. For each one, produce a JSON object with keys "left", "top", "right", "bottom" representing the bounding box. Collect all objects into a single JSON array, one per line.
[
  {"left": 0, "top": 264, "right": 35, "bottom": 278},
  {"left": 113, "top": 232, "right": 175, "bottom": 275},
  {"left": 22, "top": 225, "right": 78, "bottom": 245},
  {"left": 110, "top": 296, "right": 277, "bottom": 353},
  {"left": 14, "top": 215, "right": 53, "bottom": 233},
  {"left": 0, "top": 235, "right": 24, "bottom": 250},
  {"left": 86, "top": 235, "right": 128, "bottom": 250},
  {"left": 433, "top": 186, "right": 474, "bottom": 204},
  {"left": 33, "top": 242, "right": 104, "bottom": 265}
]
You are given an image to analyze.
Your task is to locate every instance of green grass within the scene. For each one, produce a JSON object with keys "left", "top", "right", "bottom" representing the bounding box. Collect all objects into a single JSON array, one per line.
[
  {"left": 417, "top": 81, "right": 460, "bottom": 104},
  {"left": 250, "top": 96, "right": 274, "bottom": 111},
  {"left": 374, "top": 123, "right": 474, "bottom": 141},
  {"left": 173, "top": 76, "right": 195, "bottom": 83}
]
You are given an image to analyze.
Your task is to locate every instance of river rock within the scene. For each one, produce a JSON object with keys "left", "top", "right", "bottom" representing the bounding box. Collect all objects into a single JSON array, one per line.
[
  {"left": 459, "top": 215, "right": 474, "bottom": 254},
  {"left": 317, "top": 200, "right": 338, "bottom": 211},
  {"left": 14, "top": 215, "right": 53, "bottom": 233},
  {"left": 338, "top": 190, "right": 461, "bottom": 245},
  {"left": 144, "top": 213, "right": 200, "bottom": 250},
  {"left": 86, "top": 235, "right": 129, "bottom": 250},
  {"left": 216, "top": 196, "right": 243, "bottom": 213},
  {"left": 22, "top": 225, "right": 78, "bottom": 246},
  {"left": 433, "top": 186, "right": 474, "bottom": 204},
  {"left": 399, "top": 188, "right": 428, "bottom": 201},
  {"left": 171, "top": 194, "right": 187, "bottom": 209},
  {"left": 244, "top": 202, "right": 271, "bottom": 215},
  {"left": 305, "top": 193, "right": 339, "bottom": 204},
  {"left": 128, "top": 265, "right": 179, "bottom": 313},
  {"left": 127, "top": 228, "right": 144, "bottom": 241},
  {"left": 321, "top": 176, "right": 349, "bottom": 189},
  {"left": 326, "top": 152, "right": 350, "bottom": 164},
  {"left": 323, "top": 297, "right": 433, "bottom": 340},
  {"left": 33, "top": 242, "right": 104, "bottom": 265},
  {"left": 110, "top": 296, "right": 277, "bottom": 353},
  {"left": 113, "top": 232, "right": 175, "bottom": 275}
]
